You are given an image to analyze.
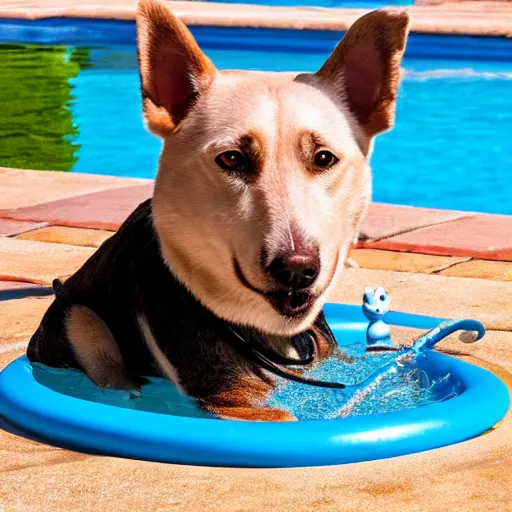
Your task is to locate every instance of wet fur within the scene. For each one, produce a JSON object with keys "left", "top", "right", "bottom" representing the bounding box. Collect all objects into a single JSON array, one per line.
[{"left": 27, "top": 0, "right": 409, "bottom": 421}]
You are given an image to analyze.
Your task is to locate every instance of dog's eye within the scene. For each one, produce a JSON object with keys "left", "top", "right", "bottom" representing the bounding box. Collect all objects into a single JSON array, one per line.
[
  {"left": 313, "top": 150, "right": 338, "bottom": 170},
  {"left": 215, "top": 151, "right": 245, "bottom": 172}
]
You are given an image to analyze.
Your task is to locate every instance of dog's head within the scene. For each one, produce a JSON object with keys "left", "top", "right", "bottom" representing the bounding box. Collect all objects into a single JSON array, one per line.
[{"left": 136, "top": 0, "right": 409, "bottom": 336}]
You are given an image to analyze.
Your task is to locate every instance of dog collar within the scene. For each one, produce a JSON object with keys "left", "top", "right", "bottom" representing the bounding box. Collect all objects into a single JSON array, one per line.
[{"left": 223, "top": 324, "right": 348, "bottom": 390}]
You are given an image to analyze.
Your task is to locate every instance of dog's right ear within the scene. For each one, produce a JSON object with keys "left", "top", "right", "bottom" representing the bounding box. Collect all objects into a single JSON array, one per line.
[
  {"left": 136, "top": 0, "right": 216, "bottom": 136},
  {"left": 315, "top": 9, "right": 409, "bottom": 153}
]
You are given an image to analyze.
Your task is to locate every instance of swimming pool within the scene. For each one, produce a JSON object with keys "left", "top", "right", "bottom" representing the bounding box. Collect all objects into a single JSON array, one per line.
[{"left": 1, "top": 19, "right": 512, "bottom": 214}]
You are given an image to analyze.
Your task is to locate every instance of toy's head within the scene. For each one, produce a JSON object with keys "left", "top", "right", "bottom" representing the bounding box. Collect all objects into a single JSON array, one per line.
[{"left": 362, "top": 287, "right": 390, "bottom": 321}]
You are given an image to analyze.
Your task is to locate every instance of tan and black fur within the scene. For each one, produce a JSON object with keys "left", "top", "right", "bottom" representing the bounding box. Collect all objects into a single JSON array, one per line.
[{"left": 27, "top": 0, "right": 409, "bottom": 421}]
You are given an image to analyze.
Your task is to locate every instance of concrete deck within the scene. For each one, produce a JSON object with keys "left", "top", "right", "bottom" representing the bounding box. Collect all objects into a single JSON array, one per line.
[
  {"left": 1, "top": 0, "right": 511, "bottom": 36},
  {"left": 1, "top": 167, "right": 511, "bottom": 511}
]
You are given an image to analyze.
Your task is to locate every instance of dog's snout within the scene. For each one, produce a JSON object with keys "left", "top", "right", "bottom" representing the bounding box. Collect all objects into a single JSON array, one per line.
[{"left": 268, "top": 250, "right": 320, "bottom": 290}]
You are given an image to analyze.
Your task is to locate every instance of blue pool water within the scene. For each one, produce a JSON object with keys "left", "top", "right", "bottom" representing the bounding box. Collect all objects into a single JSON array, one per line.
[
  {"left": 30, "top": 335, "right": 460, "bottom": 421},
  {"left": 1, "top": 20, "right": 512, "bottom": 214},
  {"left": 269, "top": 347, "right": 461, "bottom": 421},
  {"left": 25, "top": 306, "right": 474, "bottom": 422},
  {"left": 69, "top": 47, "right": 512, "bottom": 215}
]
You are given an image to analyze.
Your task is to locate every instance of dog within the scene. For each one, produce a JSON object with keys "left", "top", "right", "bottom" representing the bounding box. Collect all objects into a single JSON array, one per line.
[{"left": 27, "top": 0, "right": 409, "bottom": 421}]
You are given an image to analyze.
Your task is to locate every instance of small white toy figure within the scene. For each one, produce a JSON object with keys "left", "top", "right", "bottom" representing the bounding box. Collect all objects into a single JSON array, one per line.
[{"left": 362, "top": 287, "right": 392, "bottom": 349}]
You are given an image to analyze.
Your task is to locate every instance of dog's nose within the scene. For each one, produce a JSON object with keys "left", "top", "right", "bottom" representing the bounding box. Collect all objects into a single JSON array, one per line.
[{"left": 268, "top": 250, "right": 320, "bottom": 290}]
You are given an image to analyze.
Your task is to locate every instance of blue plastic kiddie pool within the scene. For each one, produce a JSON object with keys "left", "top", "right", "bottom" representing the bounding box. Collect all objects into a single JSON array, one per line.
[{"left": 0, "top": 302, "right": 509, "bottom": 468}]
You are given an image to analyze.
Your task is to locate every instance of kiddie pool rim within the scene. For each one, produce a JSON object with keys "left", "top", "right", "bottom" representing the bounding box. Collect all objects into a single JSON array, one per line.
[{"left": 0, "top": 304, "right": 509, "bottom": 468}]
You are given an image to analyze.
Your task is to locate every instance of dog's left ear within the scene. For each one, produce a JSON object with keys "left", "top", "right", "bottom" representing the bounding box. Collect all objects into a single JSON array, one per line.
[
  {"left": 316, "top": 9, "right": 409, "bottom": 149},
  {"left": 136, "top": 0, "right": 216, "bottom": 137}
]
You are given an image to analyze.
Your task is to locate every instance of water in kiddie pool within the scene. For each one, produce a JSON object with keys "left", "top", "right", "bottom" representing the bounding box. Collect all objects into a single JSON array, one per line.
[{"left": 32, "top": 340, "right": 462, "bottom": 421}]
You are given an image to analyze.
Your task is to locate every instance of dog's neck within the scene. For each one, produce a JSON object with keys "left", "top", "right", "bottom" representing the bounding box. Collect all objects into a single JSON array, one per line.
[
  {"left": 156, "top": 247, "right": 336, "bottom": 364},
  {"left": 162, "top": 257, "right": 333, "bottom": 362}
]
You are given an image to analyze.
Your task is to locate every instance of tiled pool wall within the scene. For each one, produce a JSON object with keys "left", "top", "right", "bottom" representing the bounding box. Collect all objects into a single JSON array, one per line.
[{"left": 2, "top": 18, "right": 512, "bottom": 61}]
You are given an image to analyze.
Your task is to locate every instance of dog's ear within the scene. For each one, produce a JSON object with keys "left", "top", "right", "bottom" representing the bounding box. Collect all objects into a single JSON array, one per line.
[
  {"left": 136, "top": 0, "right": 216, "bottom": 136},
  {"left": 316, "top": 10, "right": 409, "bottom": 145}
]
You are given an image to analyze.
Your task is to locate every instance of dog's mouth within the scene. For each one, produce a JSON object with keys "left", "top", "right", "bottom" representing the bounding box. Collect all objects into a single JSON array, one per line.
[
  {"left": 267, "top": 290, "right": 315, "bottom": 318},
  {"left": 234, "top": 248, "right": 342, "bottom": 319},
  {"left": 233, "top": 258, "right": 316, "bottom": 318}
]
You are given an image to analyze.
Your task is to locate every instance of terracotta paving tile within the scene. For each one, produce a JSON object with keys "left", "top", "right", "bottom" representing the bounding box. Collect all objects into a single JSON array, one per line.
[
  {"left": 0, "top": 218, "right": 47, "bottom": 237},
  {"left": 330, "top": 267, "right": 512, "bottom": 332},
  {"left": 359, "top": 203, "right": 469, "bottom": 242},
  {"left": 16, "top": 226, "right": 115, "bottom": 248},
  {"left": 369, "top": 215, "right": 512, "bottom": 261},
  {"left": 0, "top": 238, "right": 94, "bottom": 286},
  {"left": 0, "top": 296, "right": 52, "bottom": 345},
  {"left": 0, "top": 167, "right": 150, "bottom": 210},
  {"left": 0, "top": 183, "right": 154, "bottom": 231},
  {"left": 491, "top": 248, "right": 512, "bottom": 261},
  {"left": 440, "top": 259, "right": 512, "bottom": 282},
  {"left": 349, "top": 248, "right": 470, "bottom": 274}
]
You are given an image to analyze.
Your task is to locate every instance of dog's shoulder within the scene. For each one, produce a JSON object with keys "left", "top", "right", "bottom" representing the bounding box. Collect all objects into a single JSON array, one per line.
[
  {"left": 65, "top": 199, "right": 161, "bottom": 296},
  {"left": 27, "top": 199, "right": 166, "bottom": 372}
]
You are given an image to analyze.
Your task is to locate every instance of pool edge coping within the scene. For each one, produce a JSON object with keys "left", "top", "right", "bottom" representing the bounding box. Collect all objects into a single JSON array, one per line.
[{"left": 0, "top": 0, "right": 511, "bottom": 37}]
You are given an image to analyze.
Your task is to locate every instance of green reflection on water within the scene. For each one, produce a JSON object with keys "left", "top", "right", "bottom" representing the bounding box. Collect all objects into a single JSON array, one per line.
[{"left": 0, "top": 44, "right": 88, "bottom": 171}]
